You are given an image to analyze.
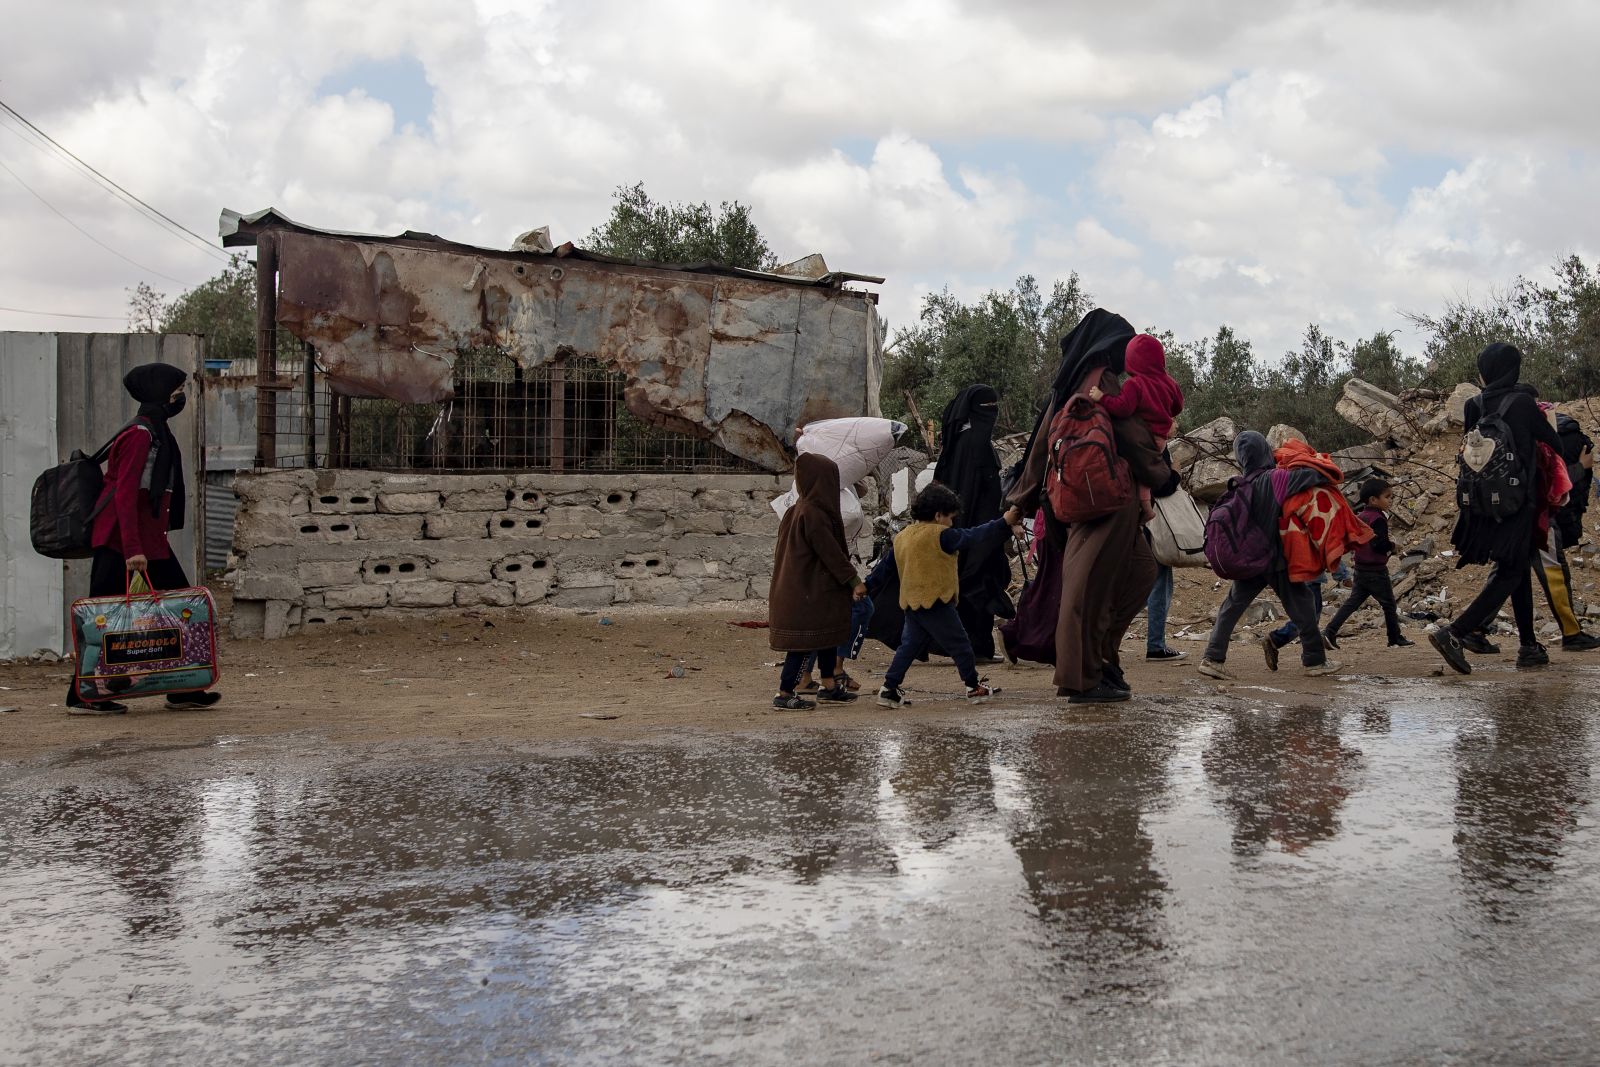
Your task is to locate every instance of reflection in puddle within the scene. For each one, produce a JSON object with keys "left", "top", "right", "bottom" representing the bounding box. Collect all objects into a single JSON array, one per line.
[{"left": 2, "top": 683, "right": 1598, "bottom": 1063}]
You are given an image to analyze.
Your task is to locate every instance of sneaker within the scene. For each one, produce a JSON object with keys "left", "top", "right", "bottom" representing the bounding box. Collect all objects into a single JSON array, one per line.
[
  {"left": 166, "top": 691, "right": 222, "bottom": 709},
  {"left": 1560, "top": 632, "right": 1600, "bottom": 652},
  {"left": 816, "top": 685, "right": 858, "bottom": 704},
  {"left": 1198, "top": 659, "right": 1234, "bottom": 681},
  {"left": 877, "top": 686, "right": 911, "bottom": 709},
  {"left": 1322, "top": 629, "right": 1342, "bottom": 651},
  {"left": 1102, "top": 663, "right": 1132, "bottom": 693},
  {"left": 1261, "top": 635, "right": 1280, "bottom": 672},
  {"left": 1388, "top": 636, "right": 1416, "bottom": 648},
  {"left": 1459, "top": 631, "right": 1499, "bottom": 656},
  {"left": 1068, "top": 682, "right": 1131, "bottom": 704},
  {"left": 966, "top": 683, "right": 1000, "bottom": 705},
  {"left": 67, "top": 700, "right": 128, "bottom": 716},
  {"left": 1304, "top": 660, "right": 1342, "bottom": 677},
  {"left": 1146, "top": 647, "right": 1187, "bottom": 662},
  {"left": 1516, "top": 643, "right": 1550, "bottom": 669},
  {"left": 772, "top": 693, "right": 817, "bottom": 711},
  {"left": 1429, "top": 629, "right": 1472, "bottom": 675}
]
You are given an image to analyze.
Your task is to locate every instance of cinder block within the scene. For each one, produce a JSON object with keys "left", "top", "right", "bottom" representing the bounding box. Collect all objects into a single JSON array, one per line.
[
  {"left": 490, "top": 512, "right": 549, "bottom": 538},
  {"left": 324, "top": 585, "right": 390, "bottom": 609},
  {"left": 456, "top": 582, "right": 515, "bottom": 607},
  {"left": 363, "top": 557, "right": 430, "bottom": 583},
  {"left": 514, "top": 575, "right": 553, "bottom": 604},
  {"left": 298, "top": 560, "right": 363, "bottom": 589},
  {"left": 695, "top": 488, "right": 748, "bottom": 512},
  {"left": 355, "top": 515, "right": 426, "bottom": 541},
  {"left": 377, "top": 491, "right": 442, "bottom": 514},
  {"left": 699, "top": 578, "right": 754, "bottom": 601},
  {"left": 445, "top": 487, "right": 512, "bottom": 511},
  {"left": 389, "top": 581, "right": 457, "bottom": 608},
  {"left": 614, "top": 554, "right": 669, "bottom": 578},
  {"left": 673, "top": 512, "right": 729, "bottom": 535},
  {"left": 424, "top": 512, "right": 491, "bottom": 540},
  {"left": 233, "top": 574, "right": 303, "bottom": 601},
  {"left": 430, "top": 559, "right": 495, "bottom": 583},
  {"left": 310, "top": 490, "right": 377, "bottom": 514},
  {"left": 493, "top": 555, "right": 553, "bottom": 581},
  {"left": 292, "top": 517, "right": 359, "bottom": 543},
  {"left": 506, "top": 487, "right": 546, "bottom": 511},
  {"left": 728, "top": 512, "right": 778, "bottom": 537},
  {"left": 548, "top": 585, "right": 616, "bottom": 609},
  {"left": 633, "top": 487, "right": 694, "bottom": 511}
]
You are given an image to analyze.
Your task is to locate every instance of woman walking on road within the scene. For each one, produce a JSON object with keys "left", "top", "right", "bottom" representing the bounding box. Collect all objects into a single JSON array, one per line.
[
  {"left": 66, "top": 363, "right": 222, "bottom": 715},
  {"left": 1431, "top": 343, "right": 1566, "bottom": 674},
  {"left": 933, "top": 384, "right": 1008, "bottom": 661}
]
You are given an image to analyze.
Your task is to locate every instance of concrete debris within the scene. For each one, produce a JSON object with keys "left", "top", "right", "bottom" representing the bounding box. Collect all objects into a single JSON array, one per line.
[
  {"left": 1170, "top": 416, "right": 1240, "bottom": 502},
  {"left": 1267, "top": 424, "right": 1306, "bottom": 449}
]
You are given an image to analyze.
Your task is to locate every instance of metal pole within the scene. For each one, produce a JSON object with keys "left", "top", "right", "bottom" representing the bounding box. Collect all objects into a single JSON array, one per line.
[
  {"left": 303, "top": 340, "right": 317, "bottom": 468},
  {"left": 254, "top": 232, "right": 279, "bottom": 468}
]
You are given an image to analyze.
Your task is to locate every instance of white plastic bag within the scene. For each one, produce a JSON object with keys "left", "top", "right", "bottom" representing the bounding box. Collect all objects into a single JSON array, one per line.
[
  {"left": 1149, "top": 487, "right": 1208, "bottom": 568},
  {"left": 791, "top": 418, "right": 904, "bottom": 486}
]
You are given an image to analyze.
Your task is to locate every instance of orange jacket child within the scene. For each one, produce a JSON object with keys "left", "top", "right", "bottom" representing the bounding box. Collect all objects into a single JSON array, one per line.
[{"left": 1274, "top": 439, "right": 1373, "bottom": 583}]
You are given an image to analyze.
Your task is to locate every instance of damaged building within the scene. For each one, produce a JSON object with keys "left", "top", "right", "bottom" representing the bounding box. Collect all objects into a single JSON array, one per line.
[{"left": 221, "top": 209, "right": 885, "bottom": 638}]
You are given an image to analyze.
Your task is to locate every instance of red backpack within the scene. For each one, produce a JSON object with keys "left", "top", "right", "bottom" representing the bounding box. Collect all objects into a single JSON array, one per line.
[{"left": 1045, "top": 372, "right": 1133, "bottom": 524}]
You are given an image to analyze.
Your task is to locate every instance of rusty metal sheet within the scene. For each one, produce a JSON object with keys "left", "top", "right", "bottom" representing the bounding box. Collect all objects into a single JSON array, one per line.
[{"left": 273, "top": 231, "right": 880, "bottom": 469}]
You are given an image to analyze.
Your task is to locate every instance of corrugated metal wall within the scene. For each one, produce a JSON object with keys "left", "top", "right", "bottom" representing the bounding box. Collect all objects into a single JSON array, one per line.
[
  {"left": 0, "top": 333, "right": 63, "bottom": 658},
  {"left": 205, "top": 471, "right": 239, "bottom": 571}
]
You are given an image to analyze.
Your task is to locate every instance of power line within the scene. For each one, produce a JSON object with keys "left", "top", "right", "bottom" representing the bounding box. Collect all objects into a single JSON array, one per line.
[
  {"left": 0, "top": 304, "right": 126, "bottom": 321},
  {"left": 0, "top": 157, "right": 194, "bottom": 285},
  {"left": 0, "top": 98, "right": 232, "bottom": 263}
]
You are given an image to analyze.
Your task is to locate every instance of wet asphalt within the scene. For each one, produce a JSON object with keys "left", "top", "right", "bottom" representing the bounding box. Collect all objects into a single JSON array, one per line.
[{"left": 3, "top": 679, "right": 1600, "bottom": 1065}]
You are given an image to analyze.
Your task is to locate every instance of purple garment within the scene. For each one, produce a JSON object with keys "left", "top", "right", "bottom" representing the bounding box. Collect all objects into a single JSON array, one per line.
[
  {"left": 1352, "top": 507, "right": 1393, "bottom": 569},
  {"left": 1000, "top": 537, "right": 1064, "bottom": 665}
]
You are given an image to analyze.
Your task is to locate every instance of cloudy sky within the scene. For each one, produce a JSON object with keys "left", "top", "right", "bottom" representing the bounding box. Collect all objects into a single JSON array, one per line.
[{"left": 3, "top": 0, "right": 1598, "bottom": 361}]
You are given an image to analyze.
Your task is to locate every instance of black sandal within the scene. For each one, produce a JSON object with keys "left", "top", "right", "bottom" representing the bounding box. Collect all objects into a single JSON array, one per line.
[{"left": 772, "top": 693, "right": 817, "bottom": 710}]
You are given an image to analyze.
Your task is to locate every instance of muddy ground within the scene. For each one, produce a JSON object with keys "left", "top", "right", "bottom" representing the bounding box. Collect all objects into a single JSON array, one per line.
[{"left": 4, "top": 566, "right": 1596, "bottom": 763}]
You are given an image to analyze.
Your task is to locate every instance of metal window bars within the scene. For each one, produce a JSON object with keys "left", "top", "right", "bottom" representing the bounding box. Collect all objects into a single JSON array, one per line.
[{"left": 292, "top": 349, "right": 757, "bottom": 474}]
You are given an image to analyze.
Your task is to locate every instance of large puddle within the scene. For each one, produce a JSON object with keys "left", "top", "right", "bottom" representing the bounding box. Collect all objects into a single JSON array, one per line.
[{"left": 3, "top": 682, "right": 1598, "bottom": 1064}]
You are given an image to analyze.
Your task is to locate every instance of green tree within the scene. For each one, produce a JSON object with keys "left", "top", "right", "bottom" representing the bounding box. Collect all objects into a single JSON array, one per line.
[
  {"left": 1345, "top": 330, "right": 1423, "bottom": 395},
  {"left": 585, "top": 182, "right": 778, "bottom": 269},
  {"left": 159, "top": 253, "right": 257, "bottom": 363},
  {"left": 126, "top": 281, "right": 166, "bottom": 333},
  {"left": 881, "top": 273, "right": 1091, "bottom": 441}
]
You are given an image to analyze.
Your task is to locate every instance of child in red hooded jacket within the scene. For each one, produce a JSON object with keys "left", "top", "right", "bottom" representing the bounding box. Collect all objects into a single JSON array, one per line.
[{"left": 1090, "top": 333, "right": 1184, "bottom": 517}]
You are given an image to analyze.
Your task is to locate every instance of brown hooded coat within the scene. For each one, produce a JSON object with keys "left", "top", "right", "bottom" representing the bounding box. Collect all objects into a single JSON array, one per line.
[{"left": 769, "top": 454, "right": 858, "bottom": 651}]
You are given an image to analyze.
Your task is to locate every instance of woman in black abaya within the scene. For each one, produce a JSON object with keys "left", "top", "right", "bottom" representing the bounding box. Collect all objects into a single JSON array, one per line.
[{"left": 933, "top": 384, "right": 1008, "bottom": 660}]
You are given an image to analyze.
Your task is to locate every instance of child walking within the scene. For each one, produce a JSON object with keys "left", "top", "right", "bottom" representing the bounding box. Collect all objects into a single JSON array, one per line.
[
  {"left": 878, "top": 485, "right": 1021, "bottom": 708},
  {"left": 1322, "top": 478, "right": 1412, "bottom": 649},
  {"left": 769, "top": 454, "right": 866, "bottom": 710},
  {"left": 1089, "top": 333, "right": 1184, "bottom": 518}
]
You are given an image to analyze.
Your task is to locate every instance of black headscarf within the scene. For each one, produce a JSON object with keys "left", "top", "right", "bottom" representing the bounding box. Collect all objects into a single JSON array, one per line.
[
  {"left": 122, "top": 363, "right": 188, "bottom": 528},
  {"left": 1016, "top": 309, "right": 1136, "bottom": 493},
  {"left": 1477, "top": 342, "right": 1523, "bottom": 404},
  {"left": 934, "top": 385, "right": 1002, "bottom": 528}
]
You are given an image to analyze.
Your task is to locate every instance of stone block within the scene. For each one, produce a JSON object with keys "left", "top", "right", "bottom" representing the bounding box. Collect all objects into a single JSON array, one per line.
[
  {"left": 378, "top": 491, "right": 442, "bottom": 514},
  {"left": 324, "top": 585, "right": 391, "bottom": 609},
  {"left": 310, "top": 490, "right": 377, "bottom": 514},
  {"left": 355, "top": 515, "right": 427, "bottom": 541},
  {"left": 389, "top": 581, "right": 458, "bottom": 608},
  {"left": 262, "top": 600, "right": 294, "bottom": 640},
  {"left": 425, "top": 512, "right": 491, "bottom": 540},
  {"left": 1336, "top": 379, "right": 1417, "bottom": 446},
  {"left": 559, "top": 568, "right": 614, "bottom": 589},
  {"left": 1267, "top": 424, "right": 1305, "bottom": 449},
  {"left": 1445, "top": 382, "right": 1479, "bottom": 428},
  {"left": 230, "top": 600, "right": 264, "bottom": 639},
  {"left": 493, "top": 555, "right": 554, "bottom": 581},
  {"left": 543, "top": 505, "right": 603, "bottom": 531},
  {"left": 490, "top": 512, "right": 550, "bottom": 538},
  {"left": 672, "top": 559, "right": 721, "bottom": 579},
  {"left": 232, "top": 470, "right": 315, "bottom": 504},
  {"left": 299, "top": 560, "right": 363, "bottom": 589},
  {"left": 626, "top": 577, "right": 689, "bottom": 606},
  {"left": 456, "top": 582, "right": 516, "bottom": 608},
  {"left": 596, "top": 488, "right": 635, "bottom": 513},
  {"left": 233, "top": 574, "right": 303, "bottom": 601},
  {"left": 514, "top": 575, "right": 553, "bottom": 604},
  {"left": 429, "top": 559, "right": 496, "bottom": 583},
  {"left": 233, "top": 507, "right": 304, "bottom": 549},
  {"left": 363, "top": 557, "right": 430, "bottom": 583}
]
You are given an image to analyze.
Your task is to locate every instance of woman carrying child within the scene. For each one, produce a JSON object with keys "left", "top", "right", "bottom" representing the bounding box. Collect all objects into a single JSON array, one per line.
[{"left": 768, "top": 453, "right": 866, "bottom": 709}]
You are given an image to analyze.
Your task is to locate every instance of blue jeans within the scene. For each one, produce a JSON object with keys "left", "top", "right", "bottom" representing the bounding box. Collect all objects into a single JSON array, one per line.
[
  {"left": 885, "top": 602, "right": 979, "bottom": 690},
  {"left": 1146, "top": 564, "right": 1174, "bottom": 653},
  {"left": 1270, "top": 581, "right": 1325, "bottom": 648}
]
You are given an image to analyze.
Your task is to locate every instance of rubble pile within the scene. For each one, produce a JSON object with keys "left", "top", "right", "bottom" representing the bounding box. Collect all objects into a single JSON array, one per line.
[{"left": 1167, "top": 379, "right": 1600, "bottom": 638}]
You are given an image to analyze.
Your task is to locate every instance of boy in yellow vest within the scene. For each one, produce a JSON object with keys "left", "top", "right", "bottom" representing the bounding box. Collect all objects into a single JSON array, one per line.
[{"left": 879, "top": 484, "right": 1023, "bottom": 707}]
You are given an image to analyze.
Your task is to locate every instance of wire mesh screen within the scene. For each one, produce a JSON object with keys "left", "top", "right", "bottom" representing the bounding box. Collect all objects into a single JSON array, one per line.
[{"left": 314, "top": 352, "right": 759, "bottom": 473}]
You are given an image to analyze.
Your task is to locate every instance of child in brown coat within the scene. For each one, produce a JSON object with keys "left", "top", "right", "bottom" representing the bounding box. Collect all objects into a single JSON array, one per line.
[{"left": 769, "top": 454, "right": 867, "bottom": 709}]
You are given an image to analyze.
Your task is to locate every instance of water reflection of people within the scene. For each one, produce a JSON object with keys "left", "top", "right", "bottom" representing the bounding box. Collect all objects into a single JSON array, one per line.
[
  {"left": 1008, "top": 723, "right": 1176, "bottom": 998},
  {"left": 889, "top": 728, "right": 997, "bottom": 849},
  {"left": 769, "top": 737, "right": 895, "bottom": 883},
  {"left": 1454, "top": 699, "right": 1589, "bottom": 920},
  {"left": 33, "top": 784, "right": 202, "bottom": 937},
  {"left": 1203, "top": 706, "right": 1363, "bottom": 856}
]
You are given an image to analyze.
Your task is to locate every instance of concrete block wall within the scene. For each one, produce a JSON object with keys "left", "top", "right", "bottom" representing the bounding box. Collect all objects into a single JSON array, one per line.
[{"left": 228, "top": 469, "right": 788, "bottom": 638}]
